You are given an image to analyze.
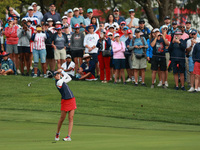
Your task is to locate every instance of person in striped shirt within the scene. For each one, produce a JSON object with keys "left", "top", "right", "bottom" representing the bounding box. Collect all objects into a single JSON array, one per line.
[{"left": 31, "top": 25, "right": 48, "bottom": 78}]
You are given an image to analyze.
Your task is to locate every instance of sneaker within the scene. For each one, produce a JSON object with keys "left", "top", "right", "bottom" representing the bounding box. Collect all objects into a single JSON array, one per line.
[
  {"left": 139, "top": 76, "right": 142, "bottom": 82},
  {"left": 165, "top": 81, "right": 169, "bottom": 87},
  {"left": 188, "top": 87, "right": 195, "bottom": 92},
  {"left": 174, "top": 86, "right": 179, "bottom": 90},
  {"left": 17, "top": 69, "right": 21, "bottom": 74},
  {"left": 33, "top": 74, "right": 37, "bottom": 78},
  {"left": 118, "top": 79, "right": 121, "bottom": 82},
  {"left": 44, "top": 74, "right": 48, "bottom": 78},
  {"left": 157, "top": 81, "right": 162, "bottom": 87},
  {"left": 132, "top": 76, "right": 135, "bottom": 82},
  {"left": 197, "top": 87, "right": 200, "bottom": 92},
  {"left": 151, "top": 84, "right": 155, "bottom": 88},
  {"left": 63, "top": 136, "right": 71, "bottom": 141},
  {"left": 114, "top": 82, "right": 117, "bottom": 84},
  {"left": 134, "top": 83, "right": 138, "bottom": 86},
  {"left": 141, "top": 83, "right": 147, "bottom": 87},
  {"left": 24, "top": 66, "right": 27, "bottom": 70},
  {"left": 193, "top": 90, "right": 198, "bottom": 93},
  {"left": 55, "top": 133, "right": 60, "bottom": 141},
  {"left": 154, "top": 79, "right": 156, "bottom": 84},
  {"left": 123, "top": 82, "right": 127, "bottom": 85},
  {"left": 30, "top": 66, "right": 33, "bottom": 70},
  {"left": 126, "top": 78, "right": 132, "bottom": 82},
  {"left": 181, "top": 87, "right": 186, "bottom": 91}
]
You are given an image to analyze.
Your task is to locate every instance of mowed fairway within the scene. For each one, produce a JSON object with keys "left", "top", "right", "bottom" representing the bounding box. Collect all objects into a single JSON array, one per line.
[{"left": 1, "top": 73, "right": 200, "bottom": 150}]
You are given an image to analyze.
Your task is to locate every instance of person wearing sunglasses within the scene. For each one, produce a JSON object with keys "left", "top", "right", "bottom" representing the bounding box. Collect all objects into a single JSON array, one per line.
[
  {"left": 179, "top": 24, "right": 189, "bottom": 40},
  {"left": 113, "top": 7, "right": 125, "bottom": 25},
  {"left": 186, "top": 29, "right": 200, "bottom": 92},
  {"left": 137, "top": 18, "right": 150, "bottom": 40},
  {"left": 126, "top": 9, "right": 139, "bottom": 34}
]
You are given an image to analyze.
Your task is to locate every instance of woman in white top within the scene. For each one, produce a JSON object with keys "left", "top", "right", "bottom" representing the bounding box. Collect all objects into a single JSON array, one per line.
[{"left": 104, "top": 14, "right": 119, "bottom": 31}]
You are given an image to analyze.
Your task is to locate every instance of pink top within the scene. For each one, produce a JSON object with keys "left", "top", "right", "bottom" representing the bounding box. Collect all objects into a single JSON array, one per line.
[
  {"left": 5, "top": 26, "right": 19, "bottom": 45},
  {"left": 112, "top": 41, "right": 125, "bottom": 59},
  {"left": 181, "top": 32, "right": 189, "bottom": 40}
]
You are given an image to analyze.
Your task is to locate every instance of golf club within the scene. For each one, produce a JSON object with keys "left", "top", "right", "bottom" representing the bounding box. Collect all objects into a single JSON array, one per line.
[{"left": 27, "top": 71, "right": 53, "bottom": 87}]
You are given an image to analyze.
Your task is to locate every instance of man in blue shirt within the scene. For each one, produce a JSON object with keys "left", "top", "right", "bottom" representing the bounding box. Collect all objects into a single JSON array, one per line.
[
  {"left": 137, "top": 18, "right": 151, "bottom": 40},
  {"left": 70, "top": 8, "right": 86, "bottom": 32}
]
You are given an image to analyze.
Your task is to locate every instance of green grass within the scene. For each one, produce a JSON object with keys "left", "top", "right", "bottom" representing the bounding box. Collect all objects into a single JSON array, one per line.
[{"left": 0, "top": 69, "right": 200, "bottom": 149}]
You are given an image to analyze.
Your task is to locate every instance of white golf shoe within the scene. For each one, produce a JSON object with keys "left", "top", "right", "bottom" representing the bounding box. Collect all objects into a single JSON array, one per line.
[{"left": 63, "top": 136, "right": 71, "bottom": 141}]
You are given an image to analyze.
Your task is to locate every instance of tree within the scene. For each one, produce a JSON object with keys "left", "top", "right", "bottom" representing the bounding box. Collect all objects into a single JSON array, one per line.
[{"left": 134, "top": 0, "right": 176, "bottom": 28}]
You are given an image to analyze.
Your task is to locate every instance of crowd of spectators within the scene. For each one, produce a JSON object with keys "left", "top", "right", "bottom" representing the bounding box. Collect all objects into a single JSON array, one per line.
[{"left": 1, "top": 2, "right": 200, "bottom": 92}]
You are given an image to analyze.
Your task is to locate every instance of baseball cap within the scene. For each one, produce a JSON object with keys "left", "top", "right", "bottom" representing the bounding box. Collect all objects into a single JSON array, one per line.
[
  {"left": 66, "top": 54, "right": 71, "bottom": 59},
  {"left": 172, "top": 21, "right": 177, "bottom": 25},
  {"left": 120, "top": 21, "right": 126, "bottom": 25},
  {"left": 161, "top": 25, "right": 168, "bottom": 29},
  {"left": 62, "top": 16, "right": 68, "bottom": 19},
  {"left": 87, "top": 8, "right": 93, "bottom": 13},
  {"left": 114, "top": 33, "right": 120, "bottom": 38},
  {"left": 7, "top": 17, "right": 14, "bottom": 22},
  {"left": 113, "top": 7, "right": 119, "bottom": 12},
  {"left": 139, "top": 18, "right": 145, "bottom": 24},
  {"left": 191, "top": 29, "right": 197, "bottom": 34},
  {"left": 55, "top": 21, "right": 62, "bottom": 24},
  {"left": 123, "top": 26, "right": 129, "bottom": 31},
  {"left": 31, "top": 2, "right": 37, "bottom": 6},
  {"left": 64, "top": 11, "right": 68, "bottom": 15},
  {"left": 107, "top": 32, "right": 113, "bottom": 36},
  {"left": 108, "top": 25, "right": 115, "bottom": 29},
  {"left": 67, "top": 9, "right": 73, "bottom": 13},
  {"left": 186, "top": 20, "right": 191, "bottom": 24},
  {"left": 135, "top": 28, "right": 141, "bottom": 33},
  {"left": 174, "top": 29, "right": 183, "bottom": 35},
  {"left": 1, "top": 51, "right": 10, "bottom": 57},
  {"left": 153, "top": 28, "right": 160, "bottom": 33},
  {"left": 73, "top": 24, "right": 80, "bottom": 28},
  {"left": 47, "top": 18, "right": 53, "bottom": 22},
  {"left": 73, "top": 7, "right": 79, "bottom": 11},
  {"left": 127, "top": 29, "right": 132, "bottom": 34},
  {"left": 28, "top": 6, "right": 33, "bottom": 10},
  {"left": 164, "top": 16, "right": 170, "bottom": 20},
  {"left": 129, "top": 9, "right": 135, "bottom": 12},
  {"left": 21, "top": 18, "right": 27, "bottom": 22}
]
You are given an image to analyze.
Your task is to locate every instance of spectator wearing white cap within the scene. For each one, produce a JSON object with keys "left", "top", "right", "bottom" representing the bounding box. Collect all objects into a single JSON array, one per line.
[
  {"left": 61, "top": 54, "right": 75, "bottom": 78},
  {"left": 42, "top": 4, "right": 62, "bottom": 24},
  {"left": 70, "top": 8, "right": 86, "bottom": 32},
  {"left": 24, "top": 6, "right": 39, "bottom": 29},
  {"left": 113, "top": 7, "right": 125, "bottom": 25},
  {"left": 26, "top": 2, "right": 43, "bottom": 24},
  {"left": 126, "top": 9, "right": 139, "bottom": 34},
  {"left": 104, "top": 14, "right": 119, "bottom": 31},
  {"left": 112, "top": 33, "right": 126, "bottom": 84}
]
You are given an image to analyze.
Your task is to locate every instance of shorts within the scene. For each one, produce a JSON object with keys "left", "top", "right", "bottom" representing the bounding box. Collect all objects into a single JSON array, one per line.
[
  {"left": 151, "top": 56, "right": 167, "bottom": 71},
  {"left": 188, "top": 56, "right": 194, "bottom": 72},
  {"left": 46, "top": 45, "right": 54, "bottom": 59},
  {"left": 114, "top": 59, "right": 125, "bottom": 69},
  {"left": 33, "top": 49, "right": 46, "bottom": 63},
  {"left": 61, "top": 97, "right": 77, "bottom": 112},
  {"left": 165, "top": 52, "right": 170, "bottom": 66},
  {"left": 54, "top": 48, "right": 66, "bottom": 60},
  {"left": 71, "top": 50, "right": 83, "bottom": 58},
  {"left": 6, "top": 44, "right": 18, "bottom": 54},
  {"left": 131, "top": 54, "right": 147, "bottom": 69},
  {"left": 19, "top": 46, "right": 30, "bottom": 53},
  {"left": 89, "top": 53, "right": 98, "bottom": 63},
  {"left": 172, "top": 60, "right": 185, "bottom": 74},
  {"left": 193, "top": 62, "right": 200, "bottom": 75}
]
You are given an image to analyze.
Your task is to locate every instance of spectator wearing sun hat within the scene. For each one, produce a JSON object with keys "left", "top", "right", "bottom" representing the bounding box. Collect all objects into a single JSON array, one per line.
[
  {"left": 126, "top": 9, "right": 139, "bottom": 34},
  {"left": 78, "top": 54, "right": 96, "bottom": 81},
  {"left": 70, "top": 24, "right": 85, "bottom": 73},
  {"left": 70, "top": 8, "right": 85, "bottom": 32},
  {"left": 113, "top": 7, "right": 125, "bottom": 25},
  {"left": 42, "top": 4, "right": 62, "bottom": 24}
]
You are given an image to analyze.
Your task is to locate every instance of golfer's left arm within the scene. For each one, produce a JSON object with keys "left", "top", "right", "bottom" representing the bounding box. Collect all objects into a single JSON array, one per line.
[{"left": 61, "top": 71, "right": 72, "bottom": 83}]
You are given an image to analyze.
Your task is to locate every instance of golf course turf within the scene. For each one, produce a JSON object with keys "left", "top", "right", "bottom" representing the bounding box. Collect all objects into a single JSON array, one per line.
[{"left": 0, "top": 73, "right": 200, "bottom": 150}]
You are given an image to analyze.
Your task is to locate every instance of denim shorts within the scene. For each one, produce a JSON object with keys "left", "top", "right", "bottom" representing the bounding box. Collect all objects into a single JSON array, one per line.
[
  {"left": 33, "top": 49, "right": 46, "bottom": 63},
  {"left": 188, "top": 56, "right": 194, "bottom": 72}
]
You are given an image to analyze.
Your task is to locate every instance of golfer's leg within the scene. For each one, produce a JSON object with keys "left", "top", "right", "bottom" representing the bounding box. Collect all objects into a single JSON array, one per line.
[
  {"left": 68, "top": 109, "right": 75, "bottom": 137},
  {"left": 57, "top": 111, "right": 67, "bottom": 133}
]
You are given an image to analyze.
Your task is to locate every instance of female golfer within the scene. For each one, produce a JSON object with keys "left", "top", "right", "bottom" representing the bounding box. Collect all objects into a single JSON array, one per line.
[{"left": 54, "top": 69, "right": 77, "bottom": 141}]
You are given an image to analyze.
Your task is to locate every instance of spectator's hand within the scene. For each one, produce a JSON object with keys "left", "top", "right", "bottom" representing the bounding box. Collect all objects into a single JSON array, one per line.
[
  {"left": 53, "top": 45, "right": 56, "bottom": 50},
  {"left": 68, "top": 43, "right": 70, "bottom": 46},
  {"left": 64, "top": 46, "right": 66, "bottom": 50},
  {"left": 88, "top": 47, "right": 92, "bottom": 52},
  {"left": 130, "top": 15, "right": 134, "bottom": 19},
  {"left": 5, "top": 9, "right": 8, "bottom": 14},
  {"left": 57, "top": 69, "right": 62, "bottom": 73},
  {"left": 9, "top": 7, "right": 13, "bottom": 11},
  {"left": 34, "top": 30, "right": 37, "bottom": 34},
  {"left": 134, "top": 45, "right": 139, "bottom": 49},
  {"left": 147, "top": 57, "right": 150, "bottom": 61},
  {"left": 139, "top": 45, "right": 143, "bottom": 49}
]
